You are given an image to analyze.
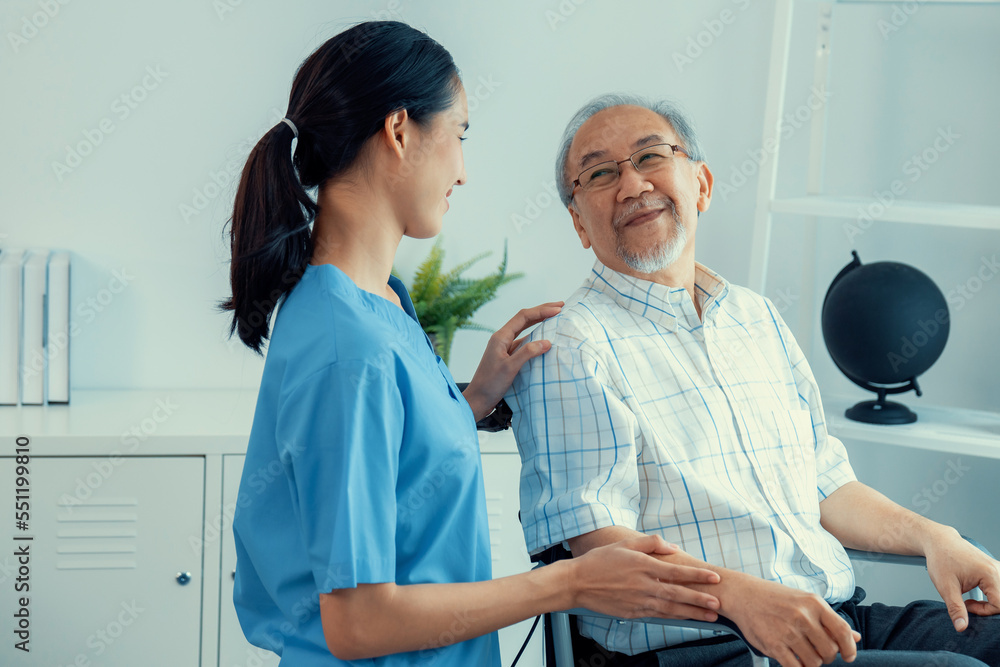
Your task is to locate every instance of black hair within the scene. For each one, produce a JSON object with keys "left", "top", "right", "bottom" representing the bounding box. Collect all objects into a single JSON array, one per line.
[{"left": 221, "top": 21, "right": 461, "bottom": 353}]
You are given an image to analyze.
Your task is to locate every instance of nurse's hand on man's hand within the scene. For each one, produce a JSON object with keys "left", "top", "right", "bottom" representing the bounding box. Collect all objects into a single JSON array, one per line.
[
  {"left": 566, "top": 535, "right": 723, "bottom": 622},
  {"left": 462, "top": 301, "right": 564, "bottom": 422}
]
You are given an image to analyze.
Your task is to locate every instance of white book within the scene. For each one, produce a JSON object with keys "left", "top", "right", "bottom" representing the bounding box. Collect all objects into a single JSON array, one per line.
[
  {"left": 0, "top": 250, "right": 25, "bottom": 405},
  {"left": 21, "top": 250, "right": 49, "bottom": 405},
  {"left": 46, "top": 252, "right": 71, "bottom": 404}
]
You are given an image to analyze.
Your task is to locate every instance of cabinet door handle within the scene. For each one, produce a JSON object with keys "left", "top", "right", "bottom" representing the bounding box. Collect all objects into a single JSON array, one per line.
[{"left": 176, "top": 571, "right": 192, "bottom": 585}]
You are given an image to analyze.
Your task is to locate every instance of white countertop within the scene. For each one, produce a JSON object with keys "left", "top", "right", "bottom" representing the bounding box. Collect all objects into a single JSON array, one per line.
[{"left": 0, "top": 389, "right": 519, "bottom": 456}]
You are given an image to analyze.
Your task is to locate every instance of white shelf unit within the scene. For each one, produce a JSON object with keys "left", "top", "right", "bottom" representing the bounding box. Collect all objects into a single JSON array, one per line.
[
  {"left": 770, "top": 196, "right": 1000, "bottom": 230},
  {"left": 824, "top": 395, "right": 1000, "bottom": 459},
  {"left": 748, "top": 0, "right": 1000, "bottom": 454}
]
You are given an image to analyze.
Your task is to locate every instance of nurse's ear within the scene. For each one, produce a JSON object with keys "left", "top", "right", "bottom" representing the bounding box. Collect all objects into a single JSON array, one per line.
[{"left": 380, "top": 109, "right": 416, "bottom": 161}]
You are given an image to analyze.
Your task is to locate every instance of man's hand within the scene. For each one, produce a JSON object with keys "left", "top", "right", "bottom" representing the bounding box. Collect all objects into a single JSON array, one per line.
[
  {"left": 567, "top": 535, "right": 722, "bottom": 622},
  {"left": 924, "top": 527, "right": 1000, "bottom": 631},
  {"left": 722, "top": 575, "right": 860, "bottom": 667},
  {"left": 462, "top": 302, "right": 563, "bottom": 421},
  {"left": 569, "top": 526, "right": 859, "bottom": 665}
]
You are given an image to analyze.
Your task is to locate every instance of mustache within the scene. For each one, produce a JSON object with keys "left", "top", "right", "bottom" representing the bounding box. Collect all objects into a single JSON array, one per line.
[{"left": 613, "top": 196, "right": 677, "bottom": 230}]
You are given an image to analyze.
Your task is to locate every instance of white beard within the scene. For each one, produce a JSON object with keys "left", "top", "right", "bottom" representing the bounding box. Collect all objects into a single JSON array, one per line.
[{"left": 615, "top": 201, "right": 687, "bottom": 274}]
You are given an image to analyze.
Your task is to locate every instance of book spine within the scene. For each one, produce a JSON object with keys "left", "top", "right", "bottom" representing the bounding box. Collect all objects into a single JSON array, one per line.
[
  {"left": 47, "top": 252, "right": 70, "bottom": 403},
  {"left": 21, "top": 251, "right": 48, "bottom": 405},
  {"left": 0, "top": 251, "right": 24, "bottom": 405}
]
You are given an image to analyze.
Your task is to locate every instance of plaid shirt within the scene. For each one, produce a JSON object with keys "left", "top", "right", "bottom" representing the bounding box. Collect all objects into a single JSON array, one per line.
[{"left": 508, "top": 260, "right": 857, "bottom": 655}]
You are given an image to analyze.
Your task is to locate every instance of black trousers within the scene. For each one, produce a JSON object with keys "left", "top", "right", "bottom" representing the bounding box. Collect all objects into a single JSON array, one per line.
[{"left": 582, "top": 589, "right": 1000, "bottom": 667}]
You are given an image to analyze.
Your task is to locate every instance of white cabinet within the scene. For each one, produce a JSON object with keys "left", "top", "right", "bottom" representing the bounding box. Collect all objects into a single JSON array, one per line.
[
  {"left": 0, "top": 391, "right": 542, "bottom": 667},
  {"left": 0, "top": 455, "right": 204, "bottom": 667}
]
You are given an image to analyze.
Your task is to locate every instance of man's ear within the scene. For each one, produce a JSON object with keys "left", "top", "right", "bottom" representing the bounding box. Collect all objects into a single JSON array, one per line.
[
  {"left": 568, "top": 202, "right": 592, "bottom": 249},
  {"left": 696, "top": 162, "right": 714, "bottom": 214},
  {"left": 380, "top": 109, "right": 412, "bottom": 159}
]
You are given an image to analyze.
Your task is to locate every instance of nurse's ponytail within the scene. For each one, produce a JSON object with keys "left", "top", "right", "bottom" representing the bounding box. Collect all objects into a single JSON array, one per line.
[{"left": 222, "top": 21, "right": 460, "bottom": 353}]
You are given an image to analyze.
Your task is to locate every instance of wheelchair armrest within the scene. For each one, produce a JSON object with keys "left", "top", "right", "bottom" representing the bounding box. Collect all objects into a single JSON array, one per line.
[
  {"left": 454, "top": 382, "right": 512, "bottom": 432},
  {"left": 557, "top": 608, "right": 746, "bottom": 637},
  {"left": 843, "top": 534, "right": 993, "bottom": 568},
  {"left": 843, "top": 549, "right": 926, "bottom": 567}
]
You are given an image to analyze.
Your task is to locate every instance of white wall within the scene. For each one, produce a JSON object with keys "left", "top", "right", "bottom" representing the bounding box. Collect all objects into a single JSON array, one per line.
[
  {"left": 3, "top": 0, "right": 782, "bottom": 390},
  {"left": 3, "top": 0, "right": 998, "bottom": 589}
]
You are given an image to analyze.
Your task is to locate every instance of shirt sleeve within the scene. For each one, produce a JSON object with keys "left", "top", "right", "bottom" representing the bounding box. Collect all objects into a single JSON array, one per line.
[
  {"left": 274, "top": 359, "right": 403, "bottom": 592},
  {"left": 508, "top": 341, "right": 641, "bottom": 555},
  {"left": 766, "top": 299, "right": 857, "bottom": 501}
]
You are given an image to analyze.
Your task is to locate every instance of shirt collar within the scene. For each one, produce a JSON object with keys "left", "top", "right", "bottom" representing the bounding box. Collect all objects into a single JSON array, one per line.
[{"left": 583, "top": 260, "right": 730, "bottom": 331}]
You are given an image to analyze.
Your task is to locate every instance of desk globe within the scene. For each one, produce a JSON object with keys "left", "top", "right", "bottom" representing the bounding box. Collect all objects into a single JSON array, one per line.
[{"left": 821, "top": 251, "right": 950, "bottom": 424}]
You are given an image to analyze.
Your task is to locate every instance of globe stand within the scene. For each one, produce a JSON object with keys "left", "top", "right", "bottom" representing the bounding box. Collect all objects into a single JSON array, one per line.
[
  {"left": 845, "top": 383, "right": 920, "bottom": 425},
  {"left": 846, "top": 400, "right": 917, "bottom": 425}
]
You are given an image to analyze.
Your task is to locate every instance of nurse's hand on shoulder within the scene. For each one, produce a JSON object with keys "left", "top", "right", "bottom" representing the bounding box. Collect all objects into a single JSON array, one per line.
[
  {"left": 462, "top": 302, "right": 563, "bottom": 422},
  {"left": 567, "top": 535, "right": 722, "bottom": 622}
]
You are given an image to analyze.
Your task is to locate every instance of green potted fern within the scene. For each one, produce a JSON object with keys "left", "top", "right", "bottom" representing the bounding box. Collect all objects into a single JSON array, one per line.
[{"left": 403, "top": 238, "right": 523, "bottom": 364}]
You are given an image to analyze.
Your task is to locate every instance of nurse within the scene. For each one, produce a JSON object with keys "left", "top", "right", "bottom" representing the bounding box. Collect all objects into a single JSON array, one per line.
[{"left": 224, "top": 20, "right": 722, "bottom": 666}]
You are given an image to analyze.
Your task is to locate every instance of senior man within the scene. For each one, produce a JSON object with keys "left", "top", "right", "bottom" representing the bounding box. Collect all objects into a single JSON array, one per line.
[{"left": 507, "top": 94, "right": 1000, "bottom": 667}]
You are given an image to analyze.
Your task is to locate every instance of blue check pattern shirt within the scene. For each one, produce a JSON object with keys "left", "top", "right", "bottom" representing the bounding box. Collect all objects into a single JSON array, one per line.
[{"left": 508, "top": 261, "right": 857, "bottom": 655}]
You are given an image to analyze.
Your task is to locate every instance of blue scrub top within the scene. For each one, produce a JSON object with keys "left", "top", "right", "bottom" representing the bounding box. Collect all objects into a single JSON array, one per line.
[{"left": 233, "top": 263, "right": 501, "bottom": 667}]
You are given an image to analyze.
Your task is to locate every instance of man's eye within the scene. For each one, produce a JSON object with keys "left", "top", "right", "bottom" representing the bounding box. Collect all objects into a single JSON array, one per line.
[
  {"left": 637, "top": 152, "right": 665, "bottom": 164},
  {"left": 588, "top": 168, "right": 615, "bottom": 181}
]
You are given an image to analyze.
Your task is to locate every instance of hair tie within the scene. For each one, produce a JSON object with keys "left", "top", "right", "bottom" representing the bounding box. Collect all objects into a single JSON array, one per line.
[{"left": 281, "top": 117, "right": 299, "bottom": 138}]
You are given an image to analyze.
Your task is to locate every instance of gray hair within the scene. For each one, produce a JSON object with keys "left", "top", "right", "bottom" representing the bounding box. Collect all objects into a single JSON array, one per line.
[{"left": 554, "top": 94, "right": 706, "bottom": 207}]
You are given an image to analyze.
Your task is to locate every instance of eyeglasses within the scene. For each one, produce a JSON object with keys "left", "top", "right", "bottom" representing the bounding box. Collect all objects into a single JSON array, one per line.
[{"left": 571, "top": 143, "right": 690, "bottom": 196}]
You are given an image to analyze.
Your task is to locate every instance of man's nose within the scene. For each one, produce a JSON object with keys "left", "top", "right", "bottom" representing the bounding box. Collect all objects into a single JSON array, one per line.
[{"left": 616, "top": 162, "right": 654, "bottom": 202}]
